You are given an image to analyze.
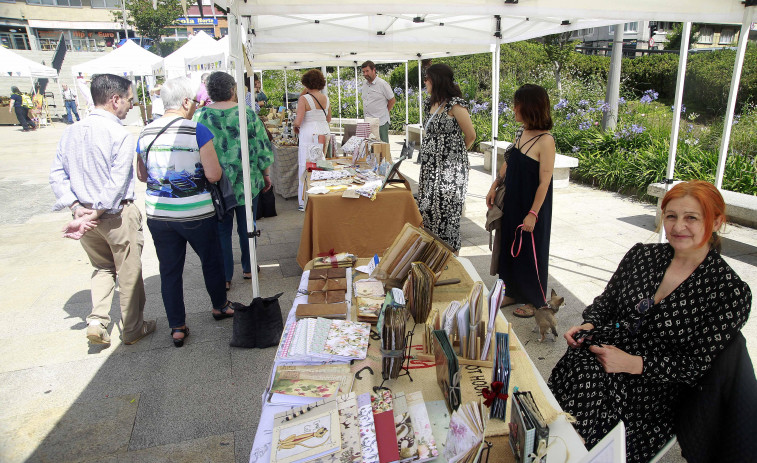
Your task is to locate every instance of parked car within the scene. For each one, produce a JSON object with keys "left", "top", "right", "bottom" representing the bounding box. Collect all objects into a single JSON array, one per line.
[{"left": 116, "top": 38, "right": 154, "bottom": 50}]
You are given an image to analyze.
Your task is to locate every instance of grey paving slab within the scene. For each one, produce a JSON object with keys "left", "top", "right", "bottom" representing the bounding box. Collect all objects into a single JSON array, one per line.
[
  {"left": 277, "top": 257, "right": 304, "bottom": 277},
  {"left": 128, "top": 378, "right": 259, "bottom": 451},
  {"left": 235, "top": 427, "right": 258, "bottom": 463},
  {"left": 119, "top": 433, "right": 236, "bottom": 462}
]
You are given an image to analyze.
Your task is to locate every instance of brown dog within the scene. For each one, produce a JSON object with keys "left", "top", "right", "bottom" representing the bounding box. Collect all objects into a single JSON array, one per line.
[{"left": 531, "top": 289, "right": 564, "bottom": 342}]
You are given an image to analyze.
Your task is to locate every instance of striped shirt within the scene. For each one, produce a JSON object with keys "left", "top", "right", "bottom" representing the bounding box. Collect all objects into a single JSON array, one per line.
[
  {"left": 50, "top": 108, "right": 136, "bottom": 213},
  {"left": 136, "top": 117, "right": 215, "bottom": 221}
]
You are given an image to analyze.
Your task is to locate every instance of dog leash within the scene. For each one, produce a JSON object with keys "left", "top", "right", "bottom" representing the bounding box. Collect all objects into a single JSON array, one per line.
[{"left": 510, "top": 224, "right": 548, "bottom": 306}]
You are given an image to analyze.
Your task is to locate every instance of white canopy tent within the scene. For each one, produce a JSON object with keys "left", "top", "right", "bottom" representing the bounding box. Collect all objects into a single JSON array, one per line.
[
  {"left": 162, "top": 31, "right": 230, "bottom": 79},
  {"left": 0, "top": 46, "right": 58, "bottom": 79},
  {"left": 213, "top": 0, "right": 755, "bottom": 299},
  {"left": 71, "top": 40, "right": 163, "bottom": 77}
]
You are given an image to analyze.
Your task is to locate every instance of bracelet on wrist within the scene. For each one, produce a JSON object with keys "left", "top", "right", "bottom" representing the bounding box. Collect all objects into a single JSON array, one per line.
[{"left": 528, "top": 210, "right": 538, "bottom": 221}]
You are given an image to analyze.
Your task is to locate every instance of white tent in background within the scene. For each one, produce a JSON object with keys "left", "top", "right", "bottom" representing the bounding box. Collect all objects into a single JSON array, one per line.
[
  {"left": 163, "top": 31, "right": 230, "bottom": 79},
  {"left": 71, "top": 40, "right": 163, "bottom": 77},
  {"left": 0, "top": 46, "right": 58, "bottom": 78}
]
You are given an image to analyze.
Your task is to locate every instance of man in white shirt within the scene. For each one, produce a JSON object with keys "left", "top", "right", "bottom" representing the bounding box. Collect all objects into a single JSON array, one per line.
[
  {"left": 62, "top": 83, "right": 80, "bottom": 124},
  {"left": 360, "top": 60, "right": 396, "bottom": 143},
  {"left": 50, "top": 73, "right": 155, "bottom": 346}
]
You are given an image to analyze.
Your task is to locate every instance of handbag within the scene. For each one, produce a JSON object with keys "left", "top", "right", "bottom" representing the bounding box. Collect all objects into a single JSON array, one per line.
[
  {"left": 207, "top": 172, "right": 238, "bottom": 220},
  {"left": 257, "top": 186, "right": 277, "bottom": 218},
  {"left": 229, "top": 292, "right": 284, "bottom": 348}
]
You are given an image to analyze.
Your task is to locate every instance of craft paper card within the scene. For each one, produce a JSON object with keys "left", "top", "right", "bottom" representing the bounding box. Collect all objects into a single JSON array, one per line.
[
  {"left": 357, "top": 393, "right": 381, "bottom": 463},
  {"left": 312, "top": 393, "right": 363, "bottom": 463},
  {"left": 322, "top": 319, "right": 371, "bottom": 359}
]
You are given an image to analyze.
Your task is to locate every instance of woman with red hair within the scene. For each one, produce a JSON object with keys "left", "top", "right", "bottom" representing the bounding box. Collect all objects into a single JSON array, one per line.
[{"left": 548, "top": 180, "right": 752, "bottom": 462}]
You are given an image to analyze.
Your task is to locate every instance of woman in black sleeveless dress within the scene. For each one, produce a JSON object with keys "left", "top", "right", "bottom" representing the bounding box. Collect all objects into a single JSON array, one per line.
[{"left": 486, "top": 84, "right": 556, "bottom": 317}]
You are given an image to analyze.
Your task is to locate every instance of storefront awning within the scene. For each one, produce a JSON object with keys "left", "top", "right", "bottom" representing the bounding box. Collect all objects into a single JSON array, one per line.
[{"left": 27, "top": 20, "right": 128, "bottom": 31}]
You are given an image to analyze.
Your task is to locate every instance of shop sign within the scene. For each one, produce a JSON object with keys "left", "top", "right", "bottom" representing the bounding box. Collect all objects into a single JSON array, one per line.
[
  {"left": 177, "top": 17, "right": 218, "bottom": 26},
  {"left": 72, "top": 31, "right": 116, "bottom": 38}
]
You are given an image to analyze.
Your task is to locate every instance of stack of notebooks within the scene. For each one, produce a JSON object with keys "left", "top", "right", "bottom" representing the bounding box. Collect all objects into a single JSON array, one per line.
[
  {"left": 296, "top": 268, "right": 352, "bottom": 320},
  {"left": 403, "top": 262, "right": 435, "bottom": 324},
  {"left": 377, "top": 288, "right": 408, "bottom": 380},
  {"left": 509, "top": 391, "right": 549, "bottom": 463},
  {"left": 443, "top": 400, "right": 488, "bottom": 463},
  {"left": 312, "top": 252, "right": 357, "bottom": 269},
  {"left": 354, "top": 278, "right": 386, "bottom": 324},
  {"left": 489, "top": 332, "right": 511, "bottom": 420},
  {"left": 432, "top": 329, "right": 461, "bottom": 412},
  {"left": 270, "top": 390, "right": 438, "bottom": 463},
  {"left": 371, "top": 223, "right": 454, "bottom": 283},
  {"left": 277, "top": 317, "right": 371, "bottom": 361},
  {"left": 267, "top": 364, "right": 354, "bottom": 405}
]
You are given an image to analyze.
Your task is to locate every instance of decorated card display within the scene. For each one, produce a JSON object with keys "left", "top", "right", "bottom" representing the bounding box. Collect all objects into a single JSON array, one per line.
[
  {"left": 271, "top": 397, "right": 341, "bottom": 463},
  {"left": 443, "top": 400, "right": 487, "bottom": 463}
]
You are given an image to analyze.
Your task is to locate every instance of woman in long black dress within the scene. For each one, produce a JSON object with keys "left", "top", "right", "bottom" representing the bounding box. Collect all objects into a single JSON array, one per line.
[
  {"left": 418, "top": 63, "right": 476, "bottom": 252},
  {"left": 548, "top": 181, "right": 751, "bottom": 462},
  {"left": 486, "top": 84, "right": 555, "bottom": 317}
]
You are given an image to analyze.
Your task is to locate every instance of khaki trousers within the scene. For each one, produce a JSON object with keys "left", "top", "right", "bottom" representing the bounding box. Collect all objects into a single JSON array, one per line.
[{"left": 79, "top": 202, "right": 146, "bottom": 337}]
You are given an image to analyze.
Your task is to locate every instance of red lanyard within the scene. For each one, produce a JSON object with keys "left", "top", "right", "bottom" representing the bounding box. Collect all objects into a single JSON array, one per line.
[{"left": 510, "top": 224, "right": 547, "bottom": 306}]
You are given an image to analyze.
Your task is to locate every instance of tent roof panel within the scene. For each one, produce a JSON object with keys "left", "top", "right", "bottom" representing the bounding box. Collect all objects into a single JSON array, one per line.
[
  {"left": 0, "top": 47, "right": 58, "bottom": 78},
  {"left": 71, "top": 40, "right": 163, "bottom": 76}
]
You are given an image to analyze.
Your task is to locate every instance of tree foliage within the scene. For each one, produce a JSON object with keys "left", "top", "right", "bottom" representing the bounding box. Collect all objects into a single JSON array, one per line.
[
  {"left": 665, "top": 23, "right": 701, "bottom": 51},
  {"left": 544, "top": 32, "right": 576, "bottom": 96},
  {"left": 112, "top": 0, "right": 183, "bottom": 44}
]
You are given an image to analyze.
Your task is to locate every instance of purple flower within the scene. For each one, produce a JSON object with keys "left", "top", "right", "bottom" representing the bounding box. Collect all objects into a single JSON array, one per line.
[
  {"left": 571, "top": 146, "right": 580, "bottom": 152},
  {"left": 565, "top": 113, "right": 574, "bottom": 121},
  {"left": 553, "top": 98, "right": 568, "bottom": 110},
  {"left": 498, "top": 101, "right": 509, "bottom": 115},
  {"left": 393, "top": 86, "right": 403, "bottom": 96},
  {"left": 640, "top": 89, "right": 659, "bottom": 104},
  {"left": 596, "top": 100, "right": 610, "bottom": 112},
  {"left": 578, "top": 121, "right": 592, "bottom": 130},
  {"left": 618, "top": 97, "right": 626, "bottom": 105},
  {"left": 578, "top": 99, "right": 590, "bottom": 107},
  {"left": 630, "top": 124, "right": 645, "bottom": 134}
]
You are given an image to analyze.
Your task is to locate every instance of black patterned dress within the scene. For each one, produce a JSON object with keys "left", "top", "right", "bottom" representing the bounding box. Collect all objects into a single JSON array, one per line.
[
  {"left": 418, "top": 97, "right": 469, "bottom": 251},
  {"left": 548, "top": 243, "right": 752, "bottom": 462}
]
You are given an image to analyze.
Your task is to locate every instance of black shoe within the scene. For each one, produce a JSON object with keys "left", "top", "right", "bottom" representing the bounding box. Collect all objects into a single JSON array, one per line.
[
  {"left": 212, "top": 301, "right": 237, "bottom": 321},
  {"left": 171, "top": 326, "right": 189, "bottom": 347}
]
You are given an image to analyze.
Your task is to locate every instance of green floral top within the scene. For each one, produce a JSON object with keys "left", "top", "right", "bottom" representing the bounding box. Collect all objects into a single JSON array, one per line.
[{"left": 192, "top": 106, "right": 274, "bottom": 204}]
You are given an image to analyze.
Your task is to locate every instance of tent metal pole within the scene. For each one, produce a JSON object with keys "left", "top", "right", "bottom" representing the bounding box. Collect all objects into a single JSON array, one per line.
[
  {"left": 490, "top": 38, "right": 501, "bottom": 183},
  {"left": 337, "top": 65, "right": 342, "bottom": 132},
  {"left": 417, "top": 57, "right": 423, "bottom": 152},
  {"left": 714, "top": 6, "right": 755, "bottom": 190},
  {"left": 230, "top": 9, "right": 258, "bottom": 296},
  {"left": 354, "top": 63, "right": 359, "bottom": 119},
  {"left": 658, "top": 21, "right": 691, "bottom": 243},
  {"left": 284, "top": 68, "right": 288, "bottom": 109},
  {"left": 405, "top": 60, "right": 409, "bottom": 144}
]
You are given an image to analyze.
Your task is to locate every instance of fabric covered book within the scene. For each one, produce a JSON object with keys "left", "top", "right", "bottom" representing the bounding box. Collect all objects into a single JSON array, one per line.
[{"left": 271, "top": 397, "right": 341, "bottom": 463}]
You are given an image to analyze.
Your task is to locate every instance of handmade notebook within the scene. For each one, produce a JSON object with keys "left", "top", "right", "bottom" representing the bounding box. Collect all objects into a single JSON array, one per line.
[
  {"left": 392, "top": 392, "right": 418, "bottom": 462},
  {"left": 357, "top": 393, "right": 381, "bottom": 463},
  {"left": 509, "top": 391, "right": 549, "bottom": 463},
  {"left": 404, "top": 262, "right": 435, "bottom": 324},
  {"left": 311, "top": 393, "right": 362, "bottom": 463},
  {"left": 372, "top": 390, "right": 401, "bottom": 463},
  {"left": 405, "top": 391, "right": 439, "bottom": 462},
  {"left": 372, "top": 223, "right": 454, "bottom": 283},
  {"left": 489, "top": 332, "right": 511, "bottom": 420},
  {"left": 355, "top": 279, "right": 386, "bottom": 323},
  {"left": 442, "top": 400, "right": 487, "bottom": 463},
  {"left": 379, "top": 288, "right": 408, "bottom": 380},
  {"left": 296, "top": 303, "right": 348, "bottom": 320},
  {"left": 270, "top": 397, "right": 342, "bottom": 463},
  {"left": 268, "top": 364, "right": 353, "bottom": 405},
  {"left": 432, "top": 329, "right": 461, "bottom": 412}
]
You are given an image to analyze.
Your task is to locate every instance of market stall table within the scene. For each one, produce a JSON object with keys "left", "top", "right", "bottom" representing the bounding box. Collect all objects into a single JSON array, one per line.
[
  {"left": 248, "top": 256, "right": 587, "bottom": 463},
  {"left": 295, "top": 176, "right": 422, "bottom": 268},
  {"left": 270, "top": 142, "right": 299, "bottom": 199}
]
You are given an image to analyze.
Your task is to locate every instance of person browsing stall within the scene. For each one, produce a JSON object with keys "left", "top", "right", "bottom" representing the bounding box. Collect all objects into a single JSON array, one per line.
[
  {"left": 486, "top": 84, "right": 556, "bottom": 319},
  {"left": 136, "top": 77, "right": 243, "bottom": 347},
  {"left": 50, "top": 73, "right": 155, "bottom": 346},
  {"left": 417, "top": 63, "right": 475, "bottom": 253},
  {"left": 548, "top": 180, "right": 752, "bottom": 462},
  {"left": 193, "top": 71, "right": 274, "bottom": 289},
  {"left": 293, "top": 69, "right": 332, "bottom": 212},
  {"left": 62, "top": 83, "right": 80, "bottom": 124},
  {"left": 360, "top": 60, "right": 395, "bottom": 143}
]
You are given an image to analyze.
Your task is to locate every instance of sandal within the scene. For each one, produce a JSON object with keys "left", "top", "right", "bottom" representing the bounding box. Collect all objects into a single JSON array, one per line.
[
  {"left": 212, "top": 301, "right": 236, "bottom": 321},
  {"left": 512, "top": 305, "right": 535, "bottom": 318},
  {"left": 243, "top": 273, "right": 252, "bottom": 280},
  {"left": 171, "top": 326, "right": 189, "bottom": 348},
  {"left": 225, "top": 281, "right": 231, "bottom": 291}
]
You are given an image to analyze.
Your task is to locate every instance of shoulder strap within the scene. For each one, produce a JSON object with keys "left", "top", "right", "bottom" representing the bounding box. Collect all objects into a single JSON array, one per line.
[
  {"left": 143, "top": 117, "right": 184, "bottom": 162},
  {"left": 307, "top": 92, "right": 328, "bottom": 118},
  {"left": 518, "top": 132, "right": 550, "bottom": 155}
]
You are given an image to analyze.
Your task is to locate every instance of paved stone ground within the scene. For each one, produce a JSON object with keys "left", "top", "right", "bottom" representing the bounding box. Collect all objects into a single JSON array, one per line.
[{"left": 0, "top": 121, "right": 754, "bottom": 463}]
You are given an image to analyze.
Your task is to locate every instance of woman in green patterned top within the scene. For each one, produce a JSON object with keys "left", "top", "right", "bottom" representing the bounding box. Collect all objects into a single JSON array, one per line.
[{"left": 193, "top": 71, "right": 274, "bottom": 290}]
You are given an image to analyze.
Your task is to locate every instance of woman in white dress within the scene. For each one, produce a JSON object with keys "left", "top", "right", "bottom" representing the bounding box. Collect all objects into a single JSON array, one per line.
[{"left": 293, "top": 69, "right": 331, "bottom": 211}]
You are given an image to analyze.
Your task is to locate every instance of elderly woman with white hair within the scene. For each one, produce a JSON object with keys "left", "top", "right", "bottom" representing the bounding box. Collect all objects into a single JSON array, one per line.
[{"left": 136, "top": 77, "right": 241, "bottom": 348}]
